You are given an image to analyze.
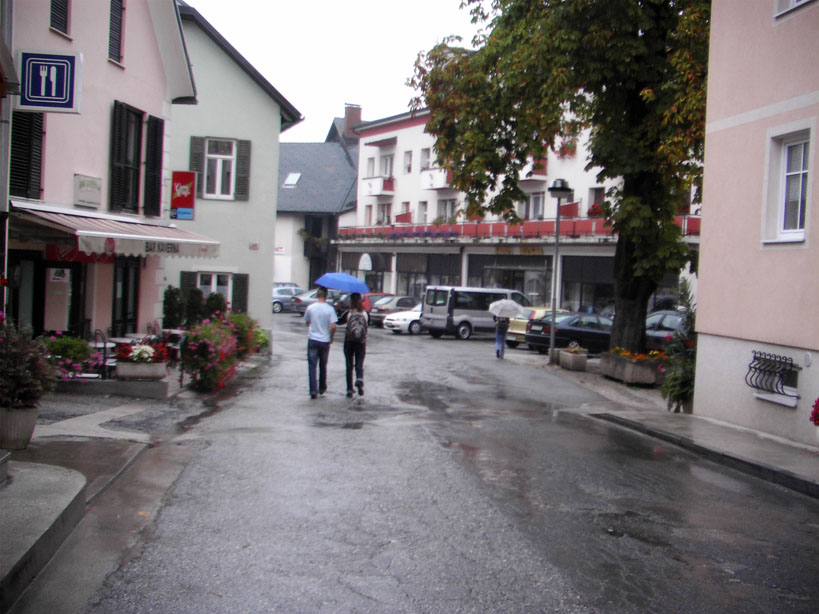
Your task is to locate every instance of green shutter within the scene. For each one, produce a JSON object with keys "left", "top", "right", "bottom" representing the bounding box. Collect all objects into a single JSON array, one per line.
[
  {"left": 189, "top": 137, "right": 205, "bottom": 199},
  {"left": 235, "top": 140, "right": 251, "bottom": 201},
  {"left": 9, "top": 112, "right": 44, "bottom": 199},
  {"left": 231, "top": 273, "right": 249, "bottom": 313},
  {"left": 109, "top": 0, "right": 123, "bottom": 62}
]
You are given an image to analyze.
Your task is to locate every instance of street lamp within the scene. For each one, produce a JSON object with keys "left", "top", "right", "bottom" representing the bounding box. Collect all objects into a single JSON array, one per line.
[{"left": 547, "top": 178, "right": 573, "bottom": 363}]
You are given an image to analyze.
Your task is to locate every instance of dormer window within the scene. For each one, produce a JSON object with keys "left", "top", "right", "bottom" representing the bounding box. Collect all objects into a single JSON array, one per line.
[{"left": 283, "top": 172, "right": 301, "bottom": 188}]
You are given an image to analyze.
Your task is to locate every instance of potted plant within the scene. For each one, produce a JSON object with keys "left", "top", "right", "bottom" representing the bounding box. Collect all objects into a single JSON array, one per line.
[
  {"left": 0, "top": 319, "right": 57, "bottom": 449},
  {"left": 659, "top": 281, "right": 696, "bottom": 412},
  {"left": 559, "top": 345, "right": 588, "bottom": 371},
  {"left": 116, "top": 341, "right": 169, "bottom": 380},
  {"left": 44, "top": 334, "right": 95, "bottom": 380}
]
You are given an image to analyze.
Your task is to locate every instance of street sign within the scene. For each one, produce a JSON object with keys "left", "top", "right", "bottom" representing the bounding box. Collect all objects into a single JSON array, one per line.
[{"left": 16, "top": 51, "right": 82, "bottom": 113}]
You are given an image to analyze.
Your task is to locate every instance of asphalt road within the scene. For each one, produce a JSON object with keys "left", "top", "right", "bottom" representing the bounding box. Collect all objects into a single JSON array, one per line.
[{"left": 24, "top": 315, "right": 819, "bottom": 613}]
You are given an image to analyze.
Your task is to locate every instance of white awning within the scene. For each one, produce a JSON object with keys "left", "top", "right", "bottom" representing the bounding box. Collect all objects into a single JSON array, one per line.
[{"left": 10, "top": 201, "right": 220, "bottom": 258}]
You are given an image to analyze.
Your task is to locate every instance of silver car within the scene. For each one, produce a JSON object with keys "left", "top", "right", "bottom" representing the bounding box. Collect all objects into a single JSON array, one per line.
[
  {"left": 291, "top": 288, "right": 343, "bottom": 315},
  {"left": 272, "top": 286, "right": 305, "bottom": 313}
]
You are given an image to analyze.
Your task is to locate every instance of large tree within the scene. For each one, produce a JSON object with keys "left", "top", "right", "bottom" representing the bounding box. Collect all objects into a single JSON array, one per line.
[{"left": 410, "top": 0, "right": 709, "bottom": 352}]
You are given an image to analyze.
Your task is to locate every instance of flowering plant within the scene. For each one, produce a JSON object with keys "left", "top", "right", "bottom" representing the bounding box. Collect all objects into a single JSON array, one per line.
[
  {"left": 1, "top": 320, "right": 56, "bottom": 408},
  {"left": 609, "top": 347, "right": 665, "bottom": 362},
  {"left": 810, "top": 397, "right": 819, "bottom": 427},
  {"left": 564, "top": 345, "right": 586, "bottom": 354},
  {"left": 587, "top": 203, "right": 604, "bottom": 217},
  {"left": 116, "top": 342, "right": 168, "bottom": 363}
]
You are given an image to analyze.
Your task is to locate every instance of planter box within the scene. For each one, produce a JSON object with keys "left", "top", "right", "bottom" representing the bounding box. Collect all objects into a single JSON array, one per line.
[
  {"left": 559, "top": 350, "right": 587, "bottom": 371},
  {"left": 116, "top": 362, "right": 168, "bottom": 380},
  {"left": 0, "top": 406, "right": 38, "bottom": 449},
  {"left": 600, "top": 353, "right": 660, "bottom": 385}
]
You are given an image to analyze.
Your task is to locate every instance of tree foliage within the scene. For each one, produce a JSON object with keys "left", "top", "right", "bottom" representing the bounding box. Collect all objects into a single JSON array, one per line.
[{"left": 409, "top": 0, "right": 709, "bottom": 351}]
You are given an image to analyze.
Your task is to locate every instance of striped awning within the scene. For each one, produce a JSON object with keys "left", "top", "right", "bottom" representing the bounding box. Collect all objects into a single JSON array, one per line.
[{"left": 10, "top": 200, "right": 220, "bottom": 258}]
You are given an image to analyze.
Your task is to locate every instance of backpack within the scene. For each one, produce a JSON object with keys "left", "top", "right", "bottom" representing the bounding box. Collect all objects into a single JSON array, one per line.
[
  {"left": 346, "top": 312, "right": 368, "bottom": 342},
  {"left": 497, "top": 317, "right": 510, "bottom": 333}
]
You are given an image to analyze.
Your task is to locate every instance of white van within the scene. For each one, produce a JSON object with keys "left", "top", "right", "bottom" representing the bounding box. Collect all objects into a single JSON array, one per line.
[{"left": 421, "top": 286, "right": 531, "bottom": 340}]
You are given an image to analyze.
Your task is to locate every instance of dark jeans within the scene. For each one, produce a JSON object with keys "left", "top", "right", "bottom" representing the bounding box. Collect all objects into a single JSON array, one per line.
[
  {"left": 343, "top": 339, "right": 366, "bottom": 392},
  {"left": 307, "top": 339, "right": 331, "bottom": 395}
]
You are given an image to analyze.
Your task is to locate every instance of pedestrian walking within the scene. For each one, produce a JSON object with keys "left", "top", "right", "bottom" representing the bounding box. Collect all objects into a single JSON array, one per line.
[
  {"left": 343, "top": 292, "right": 368, "bottom": 397},
  {"left": 494, "top": 315, "right": 510, "bottom": 359},
  {"left": 304, "top": 286, "right": 337, "bottom": 399}
]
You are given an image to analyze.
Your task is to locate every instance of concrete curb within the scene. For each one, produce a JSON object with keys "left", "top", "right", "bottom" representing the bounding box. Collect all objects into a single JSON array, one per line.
[
  {"left": 592, "top": 413, "right": 819, "bottom": 500},
  {"left": 0, "top": 463, "right": 86, "bottom": 613}
]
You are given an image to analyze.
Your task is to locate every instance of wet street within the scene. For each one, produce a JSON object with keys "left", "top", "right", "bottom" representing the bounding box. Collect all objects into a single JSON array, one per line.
[{"left": 40, "top": 316, "right": 819, "bottom": 612}]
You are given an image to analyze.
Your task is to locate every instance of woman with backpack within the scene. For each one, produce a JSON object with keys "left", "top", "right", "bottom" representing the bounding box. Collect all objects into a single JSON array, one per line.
[{"left": 344, "top": 292, "right": 368, "bottom": 397}]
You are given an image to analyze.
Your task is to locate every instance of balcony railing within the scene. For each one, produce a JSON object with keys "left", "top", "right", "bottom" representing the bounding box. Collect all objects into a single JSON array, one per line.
[
  {"left": 336, "top": 214, "right": 702, "bottom": 242},
  {"left": 420, "top": 167, "right": 453, "bottom": 190},
  {"left": 362, "top": 176, "right": 395, "bottom": 196}
]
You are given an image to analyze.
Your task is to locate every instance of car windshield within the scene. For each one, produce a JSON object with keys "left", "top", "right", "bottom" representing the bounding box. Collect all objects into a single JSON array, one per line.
[{"left": 373, "top": 296, "right": 393, "bottom": 307}]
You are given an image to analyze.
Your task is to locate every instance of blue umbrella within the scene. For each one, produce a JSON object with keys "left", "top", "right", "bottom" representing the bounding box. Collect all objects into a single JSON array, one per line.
[{"left": 314, "top": 272, "right": 369, "bottom": 294}]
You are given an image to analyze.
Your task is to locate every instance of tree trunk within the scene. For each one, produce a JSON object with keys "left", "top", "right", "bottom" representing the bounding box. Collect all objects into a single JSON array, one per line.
[{"left": 610, "top": 226, "right": 658, "bottom": 353}]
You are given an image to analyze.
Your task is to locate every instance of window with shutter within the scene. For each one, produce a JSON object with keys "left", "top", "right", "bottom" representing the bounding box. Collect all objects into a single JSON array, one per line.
[
  {"left": 110, "top": 100, "right": 143, "bottom": 213},
  {"left": 109, "top": 0, "right": 123, "bottom": 62},
  {"left": 231, "top": 274, "right": 249, "bottom": 313},
  {"left": 10, "top": 112, "right": 44, "bottom": 199},
  {"left": 235, "top": 140, "right": 251, "bottom": 201},
  {"left": 190, "top": 137, "right": 250, "bottom": 201},
  {"left": 189, "top": 137, "right": 205, "bottom": 198},
  {"left": 50, "top": 0, "right": 69, "bottom": 34},
  {"left": 143, "top": 116, "right": 164, "bottom": 217}
]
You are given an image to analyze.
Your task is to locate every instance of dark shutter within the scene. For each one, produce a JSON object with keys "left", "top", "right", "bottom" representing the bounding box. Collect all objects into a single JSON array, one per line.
[
  {"left": 235, "top": 140, "right": 251, "bottom": 201},
  {"left": 110, "top": 101, "right": 143, "bottom": 213},
  {"left": 109, "top": 0, "right": 123, "bottom": 62},
  {"left": 231, "top": 274, "right": 249, "bottom": 313},
  {"left": 180, "top": 271, "right": 197, "bottom": 294},
  {"left": 189, "top": 137, "right": 205, "bottom": 199},
  {"left": 9, "top": 112, "right": 44, "bottom": 199},
  {"left": 50, "top": 0, "right": 69, "bottom": 34},
  {"left": 143, "top": 116, "right": 164, "bottom": 217}
]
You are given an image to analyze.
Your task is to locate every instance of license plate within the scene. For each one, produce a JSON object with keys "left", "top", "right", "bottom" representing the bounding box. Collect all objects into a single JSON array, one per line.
[{"left": 530, "top": 325, "right": 543, "bottom": 333}]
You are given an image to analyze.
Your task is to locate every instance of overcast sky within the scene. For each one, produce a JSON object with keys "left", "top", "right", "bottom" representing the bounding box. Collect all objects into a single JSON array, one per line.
[{"left": 185, "top": 0, "right": 484, "bottom": 143}]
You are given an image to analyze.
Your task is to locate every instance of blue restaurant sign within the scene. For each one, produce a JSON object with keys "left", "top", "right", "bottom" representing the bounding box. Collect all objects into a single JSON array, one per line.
[{"left": 17, "top": 51, "right": 82, "bottom": 113}]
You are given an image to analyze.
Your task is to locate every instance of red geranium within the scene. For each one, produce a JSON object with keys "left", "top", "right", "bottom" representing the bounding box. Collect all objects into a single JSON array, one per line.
[{"left": 810, "top": 397, "right": 819, "bottom": 427}]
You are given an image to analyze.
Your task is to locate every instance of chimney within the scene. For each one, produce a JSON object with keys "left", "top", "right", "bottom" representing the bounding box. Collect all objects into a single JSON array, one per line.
[{"left": 344, "top": 104, "right": 362, "bottom": 139}]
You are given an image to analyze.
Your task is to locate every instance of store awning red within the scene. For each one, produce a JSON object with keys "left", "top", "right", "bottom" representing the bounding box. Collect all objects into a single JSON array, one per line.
[{"left": 10, "top": 201, "right": 220, "bottom": 258}]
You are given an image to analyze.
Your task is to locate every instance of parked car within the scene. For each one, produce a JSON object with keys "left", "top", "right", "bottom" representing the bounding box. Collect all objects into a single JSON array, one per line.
[
  {"left": 362, "top": 292, "right": 392, "bottom": 312},
  {"left": 525, "top": 312, "right": 613, "bottom": 354},
  {"left": 369, "top": 295, "right": 419, "bottom": 327},
  {"left": 272, "top": 286, "right": 305, "bottom": 313},
  {"left": 506, "top": 306, "right": 564, "bottom": 349},
  {"left": 291, "top": 288, "right": 343, "bottom": 315},
  {"left": 383, "top": 304, "right": 423, "bottom": 335},
  {"left": 645, "top": 310, "right": 686, "bottom": 351}
]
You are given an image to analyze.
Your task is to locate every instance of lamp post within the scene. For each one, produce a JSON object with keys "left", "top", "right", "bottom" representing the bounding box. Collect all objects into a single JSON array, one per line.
[{"left": 547, "top": 178, "right": 573, "bottom": 363}]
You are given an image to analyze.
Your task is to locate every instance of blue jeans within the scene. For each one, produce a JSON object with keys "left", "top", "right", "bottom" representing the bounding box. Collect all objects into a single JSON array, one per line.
[
  {"left": 307, "top": 339, "right": 331, "bottom": 396},
  {"left": 343, "top": 340, "right": 366, "bottom": 392},
  {"left": 495, "top": 329, "right": 506, "bottom": 358}
]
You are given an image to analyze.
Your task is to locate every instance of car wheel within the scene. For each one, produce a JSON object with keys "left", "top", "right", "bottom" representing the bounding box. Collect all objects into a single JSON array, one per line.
[
  {"left": 456, "top": 322, "right": 472, "bottom": 340},
  {"left": 408, "top": 320, "right": 422, "bottom": 336},
  {"left": 506, "top": 340, "right": 519, "bottom": 349},
  {"left": 430, "top": 331, "right": 443, "bottom": 339},
  {"left": 272, "top": 301, "right": 283, "bottom": 313}
]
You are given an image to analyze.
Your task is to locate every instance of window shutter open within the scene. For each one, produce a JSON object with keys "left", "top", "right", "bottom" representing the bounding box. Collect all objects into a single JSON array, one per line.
[
  {"left": 143, "top": 116, "right": 164, "bottom": 217},
  {"left": 235, "top": 140, "right": 251, "bottom": 201},
  {"left": 109, "top": 0, "right": 123, "bottom": 62},
  {"left": 231, "top": 273, "right": 249, "bottom": 313},
  {"left": 189, "top": 136, "right": 205, "bottom": 199},
  {"left": 10, "top": 112, "right": 44, "bottom": 199},
  {"left": 50, "top": 0, "right": 69, "bottom": 34}
]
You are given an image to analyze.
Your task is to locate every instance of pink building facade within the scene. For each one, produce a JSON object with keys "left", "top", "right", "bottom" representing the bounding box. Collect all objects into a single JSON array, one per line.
[
  {"left": 3, "top": 0, "right": 218, "bottom": 339},
  {"left": 695, "top": 0, "right": 819, "bottom": 445}
]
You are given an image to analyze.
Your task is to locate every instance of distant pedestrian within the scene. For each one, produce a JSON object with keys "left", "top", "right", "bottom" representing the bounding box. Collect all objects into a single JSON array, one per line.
[
  {"left": 343, "top": 292, "right": 368, "bottom": 397},
  {"left": 304, "top": 286, "right": 337, "bottom": 399},
  {"left": 494, "top": 315, "right": 510, "bottom": 359}
]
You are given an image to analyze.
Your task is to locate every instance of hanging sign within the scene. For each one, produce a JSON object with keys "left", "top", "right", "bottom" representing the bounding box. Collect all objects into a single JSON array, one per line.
[
  {"left": 17, "top": 50, "right": 82, "bottom": 113},
  {"left": 170, "top": 171, "right": 196, "bottom": 220}
]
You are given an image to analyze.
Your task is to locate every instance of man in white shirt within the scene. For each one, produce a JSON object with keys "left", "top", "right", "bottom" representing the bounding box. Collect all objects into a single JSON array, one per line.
[{"left": 303, "top": 286, "right": 338, "bottom": 399}]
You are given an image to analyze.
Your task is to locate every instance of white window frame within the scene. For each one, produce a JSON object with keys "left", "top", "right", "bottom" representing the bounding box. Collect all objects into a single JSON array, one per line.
[
  {"left": 204, "top": 138, "right": 237, "bottom": 200},
  {"left": 762, "top": 122, "right": 813, "bottom": 245},
  {"left": 420, "top": 148, "right": 431, "bottom": 170},
  {"left": 198, "top": 272, "right": 233, "bottom": 301},
  {"left": 403, "top": 151, "right": 413, "bottom": 174},
  {"left": 419, "top": 201, "right": 428, "bottom": 223},
  {"left": 366, "top": 157, "right": 375, "bottom": 178},
  {"left": 781, "top": 139, "right": 809, "bottom": 237},
  {"left": 380, "top": 155, "right": 394, "bottom": 178},
  {"left": 775, "top": 0, "right": 815, "bottom": 17},
  {"left": 519, "top": 192, "right": 545, "bottom": 220},
  {"left": 437, "top": 199, "right": 457, "bottom": 221},
  {"left": 377, "top": 203, "right": 392, "bottom": 225}
]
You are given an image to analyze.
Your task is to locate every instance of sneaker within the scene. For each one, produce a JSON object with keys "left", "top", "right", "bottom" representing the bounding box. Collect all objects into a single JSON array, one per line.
[
  {"left": 355, "top": 379, "right": 364, "bottom": 396},
  {"left": 319, "top": 388, "right": 327, "bottom": 397},
  {"left": 310, "top": 393, "right": 317, "bottom": 400},
  {"left": 346, "top": 391, "right": 354, "bottom": 398}
]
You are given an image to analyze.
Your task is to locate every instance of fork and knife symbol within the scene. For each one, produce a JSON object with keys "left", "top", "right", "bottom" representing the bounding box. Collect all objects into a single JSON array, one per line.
[{"left": 38, "top": 64, "right": 57, "bottom": 97}]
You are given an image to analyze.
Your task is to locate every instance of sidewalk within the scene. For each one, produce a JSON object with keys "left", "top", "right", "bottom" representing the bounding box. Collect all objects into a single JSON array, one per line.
[{"left": 1, "top": 353, "right": 818, "bottom": 612}]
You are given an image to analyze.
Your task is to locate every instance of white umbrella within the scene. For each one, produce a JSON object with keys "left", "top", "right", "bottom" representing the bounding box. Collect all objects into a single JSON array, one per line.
[{"left": 488, "top": 299, "right": 524, "bottom": 318}]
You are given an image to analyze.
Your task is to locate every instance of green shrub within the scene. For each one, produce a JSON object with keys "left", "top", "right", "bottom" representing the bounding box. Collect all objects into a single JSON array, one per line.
[
  {"left": 181, "top": 318, "right": 238, "bottom": 392},
  {"left": 184, "top": 287, "right": 204, "bottom": 326},
  {"left": 163, "top": 286, "right": 184, "bottom": 329},
  {"left": 227, "top": 312, "right": 257, "bottom": 359},
  {"left": 0, "top": 321, "right": 56, "bottom": 408},
  {"left": 253, "top": 327, "right": 270, "bottom": 352},
  {"left": 44, "top": 334, "right": 99, "bottom": 380},
  {"left": 204, "top": 292, "right": 228, "bottom": 319}
]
